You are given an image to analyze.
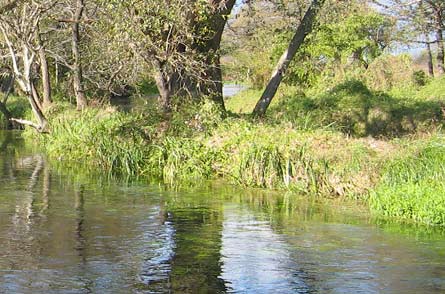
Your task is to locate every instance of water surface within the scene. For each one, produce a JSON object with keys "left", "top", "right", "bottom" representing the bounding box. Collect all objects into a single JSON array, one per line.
[{"left": 0, "top": 131, "right": 444, "bottom": 293}]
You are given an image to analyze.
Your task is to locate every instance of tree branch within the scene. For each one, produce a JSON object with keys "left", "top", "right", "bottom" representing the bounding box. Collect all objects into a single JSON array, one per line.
[{"left": 10, "top": 118, "right": 48, "bottom": 133}]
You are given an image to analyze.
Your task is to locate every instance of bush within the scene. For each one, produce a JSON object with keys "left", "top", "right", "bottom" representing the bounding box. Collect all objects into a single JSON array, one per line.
[{"left": 412, "top": 70, "right": 429, "bottom": 87}]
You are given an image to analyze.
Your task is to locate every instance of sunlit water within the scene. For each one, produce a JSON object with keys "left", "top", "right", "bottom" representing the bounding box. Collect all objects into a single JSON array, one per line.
[{"left": 0, "top": 131, "right": 444, "bottom": 293}]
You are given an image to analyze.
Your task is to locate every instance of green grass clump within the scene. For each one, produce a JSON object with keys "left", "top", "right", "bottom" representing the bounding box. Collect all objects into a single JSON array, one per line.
[
  {"left": 370, "top": 138, "right": 445, "bottom": 225},
  {"left": 371, "top": 181, "right": 445, "bottom": 225},
  {"left": 25, "top": 102, "right": 220, "bottom": 184},
  {"left": 205, "top": 118, "right": 381, "bottom": 197},
  {"left": 27, "top": 105, "right": 152, "bottom": 176},
  {"left": 144, "top": 137, "right": 217, "bottom": 184}
]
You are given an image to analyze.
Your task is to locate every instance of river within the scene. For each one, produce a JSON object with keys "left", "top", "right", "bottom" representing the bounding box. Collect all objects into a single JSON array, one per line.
[{"left": 0, "top": 131, "right": 444, "bottom": 293}]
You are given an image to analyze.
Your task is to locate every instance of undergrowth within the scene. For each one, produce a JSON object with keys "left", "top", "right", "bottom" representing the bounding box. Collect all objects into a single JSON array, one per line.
[
  {"left": 20, "top": 75, "right": 445, "bottom": 226},
  {"left": 370, "top": 137, "right": 445, "bottom": 225}
]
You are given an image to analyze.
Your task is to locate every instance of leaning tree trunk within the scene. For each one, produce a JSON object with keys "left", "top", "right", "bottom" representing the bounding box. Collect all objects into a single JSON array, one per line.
[
  {"left": 252, "top": 0, "right": 325, "bottom": 117},
  {"left": 72, "top": 0, "right": 88, "bottom": 110},
  {"left": 26, "top": 83, "right": 48, "bottom": 132}
]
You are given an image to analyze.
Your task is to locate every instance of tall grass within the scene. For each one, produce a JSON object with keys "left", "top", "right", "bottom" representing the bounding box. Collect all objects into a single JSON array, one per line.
[
  {"left": 21, "top": 75, "right": 445, "bottom": 226},
  {"left": 28, "top": 106, "right": 152, "bottom": 176},
  {"left": 370, "top": 137, "right": 445, "bottom": 225}
]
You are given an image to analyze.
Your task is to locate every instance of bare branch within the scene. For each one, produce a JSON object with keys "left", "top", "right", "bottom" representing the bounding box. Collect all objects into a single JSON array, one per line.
[{"left": 10, "top": 118, "right": 48, "bottom": 133}]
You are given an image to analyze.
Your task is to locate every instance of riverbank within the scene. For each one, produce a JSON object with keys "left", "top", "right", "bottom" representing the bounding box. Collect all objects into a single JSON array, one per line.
[
  {"left": 18, "top": 77, "right": 445, "bottom": 226},
  {"left": 2, "top": 129, "right": 445, "bottom": 293}
]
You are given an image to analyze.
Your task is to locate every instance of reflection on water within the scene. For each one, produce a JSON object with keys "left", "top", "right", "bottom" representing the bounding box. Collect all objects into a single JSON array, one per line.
[
  {"left": 221, "top": 205, "right": 310, "bottom": 293},
  {"left": 0, "top": 130, "right": 445, "bottom": 294}
]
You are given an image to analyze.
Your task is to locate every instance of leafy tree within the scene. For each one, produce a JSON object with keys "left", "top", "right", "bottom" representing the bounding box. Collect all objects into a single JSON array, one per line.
[
  {"left": 374, "top": 0, "right": 445, "bottom": 76},
  {"left": 252, "top": 0, "right": 326, "bottom": 117},
  {"left": 104, "top": 0, "right": 236, "bottom": 112}
]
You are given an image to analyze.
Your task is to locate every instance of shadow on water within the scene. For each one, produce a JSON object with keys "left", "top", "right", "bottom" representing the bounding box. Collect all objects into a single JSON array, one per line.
[{"left": 0, "top": 131, "right": 445, "bottom": 293}]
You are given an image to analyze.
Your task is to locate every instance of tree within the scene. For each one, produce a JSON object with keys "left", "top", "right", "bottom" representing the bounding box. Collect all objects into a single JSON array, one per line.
[
  {"left": 252, "top": 0, "right": 326, "bottom": 117},
  {"left": 105, "top": 0, "right": 235, "bottom": 112},
  {"left": 374, "top": 0, "right": 445, "bottom": 76},
  {"left": 71, "top": 0, "right": 88, "bottom": 110},
  {"left": 36, "top": 23, "right": 53, "bottom": 108},
  {"left": 0, "top": 0, "right": 56, "bottom": 132}
]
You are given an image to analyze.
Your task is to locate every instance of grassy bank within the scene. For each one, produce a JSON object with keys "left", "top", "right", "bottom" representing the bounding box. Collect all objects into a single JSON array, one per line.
[
  {"left": 370, "top": 137, "right": 445, "bottom": 225},
  {"left": 22, "top": 76, "right": 445, "bottom": 225}
]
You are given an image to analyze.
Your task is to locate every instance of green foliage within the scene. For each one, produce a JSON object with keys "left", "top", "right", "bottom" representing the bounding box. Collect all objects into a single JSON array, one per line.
[
  {"left": 0, "top": 96, "right": 30, "bottom": 128},
  {"left": 223, "top": 2, "right": 395, "bottom": 89},
  {"left": 26, "top": 105, "right": 152, "bottom": 176},
  {"left": 309, "top": 13, "right": 392, "bottom": 66},
  {"left": 144, "top": 137, "right": 216, "bottom": 184},
  {"left": 412, "top": 70, "right": 429, "bottom": 87},
  {"left": 136, "top": 79, "right": 159, "bottom": 96},
  {"left": 370, "top": 138, "right": 445, "bottom": 225},
  {"left": 365, "top": 54, "right": 414, "bottom": 90},
  {"left": 416, "top": 75, "right": 445, "bottom": 100}
]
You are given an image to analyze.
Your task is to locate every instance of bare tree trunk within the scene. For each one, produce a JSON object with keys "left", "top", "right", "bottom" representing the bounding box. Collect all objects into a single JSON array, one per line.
[
  {"left": 436, "top": 27, "right": 444, "bottom": 76},
  {"left": 426, "top": 37, "right": 434, "bottom": 77},
  {"left": 19, "top": 89, "right": 48, "bottom": 132},
  {"left": 39, "top": 48, "right": 52, "bottom": 108},
  {"left": 154, "top": 70, "right": 172, "bottom": 113},
  {"left": 194, "top": 0, "right": 236, "bottom": 112},
  {"left": 31, "top": 82, "right": 44, "bottom": 111},
  {"left": 72, "top": 0, "right": 87, "bottom": 110},
  {"left": 152, "top": 59, "right": 175, "bottom": 113},
  {"left": 252, "top": 0, "right": 325, "bottom": 117},
  {"left": 36, "top": 30, "right": 52, "bottom": 108}
]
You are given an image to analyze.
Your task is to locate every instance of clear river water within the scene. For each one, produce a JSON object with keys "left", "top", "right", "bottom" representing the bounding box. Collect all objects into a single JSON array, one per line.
[{"left": 0, "top": 131, "right": 445, "bottom": 294}]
